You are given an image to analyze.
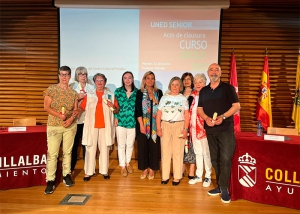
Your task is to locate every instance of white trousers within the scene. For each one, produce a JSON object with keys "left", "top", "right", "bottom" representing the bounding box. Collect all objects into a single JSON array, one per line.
[
  {"left": 116, "top": 126, "right": 136, "bottom": 167},
  {"left": 192, "top": 128, "right": 212, "bottom": 179},
  {"left": 84, "top": 128, "right": 110, "bottom": 175}
]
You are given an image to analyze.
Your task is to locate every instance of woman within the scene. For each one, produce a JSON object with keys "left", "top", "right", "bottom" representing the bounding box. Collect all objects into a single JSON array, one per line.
[
  {"left": 135, "top": 71, "right": 163, "bottom": 180},
  {"left": 69, "top": 66, "right": 94, "bottom": 174},
  {"left": 181, "top": 72, "right": 194, "bottom": 98},
  {"left": 43, "top": 65, "right": 79, "bottom": 194},
  {"left": 79, "top": 73, "right": 119, "bottom": 182},
  {"left": 156, "top": 77, "right": 189, "bottom": 186},
  {"left": 188, "top": 73, "right": 212, "bottom": 187},
  {"left": 114, "top": 71, "right": 138, "bottom": 177},
  {"left": 181, "top": 72, "right": 195, "bottom": 179}
]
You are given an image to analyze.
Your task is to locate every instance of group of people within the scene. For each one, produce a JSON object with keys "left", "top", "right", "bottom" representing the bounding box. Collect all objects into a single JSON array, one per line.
[{"left": 43, "top": 63, "right": 240, "bottom": 204}]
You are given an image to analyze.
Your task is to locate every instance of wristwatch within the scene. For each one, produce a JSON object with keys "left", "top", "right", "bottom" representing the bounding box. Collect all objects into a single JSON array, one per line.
[{"left": 222, "top": 114, "right": 226, "bottom": 120}]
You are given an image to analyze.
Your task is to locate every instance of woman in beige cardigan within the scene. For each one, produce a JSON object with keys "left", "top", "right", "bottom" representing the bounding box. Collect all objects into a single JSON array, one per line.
[{"left": 79, "top": 73, "right": 119, "bottom": 182}]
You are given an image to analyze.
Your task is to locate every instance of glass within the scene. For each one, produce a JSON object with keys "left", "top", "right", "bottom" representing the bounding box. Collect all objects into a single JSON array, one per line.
[
  {"left": 59, "top": 73, "right": 70, "bottom": 77},
  {"left": 257, "top": 120, "right": 262, "bottom": 136},
  {"left": 78, "top": 73, "right": 87, "bottom": 76},
  {"left": 183, "top": 78, "right": 191, "bottom": 81}
]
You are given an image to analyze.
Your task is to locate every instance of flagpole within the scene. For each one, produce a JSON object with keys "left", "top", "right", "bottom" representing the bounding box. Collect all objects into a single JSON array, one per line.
[{"left": 291, "top": 50, "right": 300, "bottom": 134}]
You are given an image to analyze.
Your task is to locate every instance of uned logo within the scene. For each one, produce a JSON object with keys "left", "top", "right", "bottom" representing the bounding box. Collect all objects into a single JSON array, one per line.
[{"left": 238, "top": 153, "right": 257, "bottom": 187}]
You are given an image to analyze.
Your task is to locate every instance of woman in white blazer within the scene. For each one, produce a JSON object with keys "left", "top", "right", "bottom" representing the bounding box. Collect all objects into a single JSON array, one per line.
[{"left": 78, "top": 73, "right": 119, "bottom": 182}]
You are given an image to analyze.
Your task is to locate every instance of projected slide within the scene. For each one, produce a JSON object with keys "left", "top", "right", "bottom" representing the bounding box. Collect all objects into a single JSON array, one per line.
[
  {"left": 139, "top": 10, "right": 219, "bottom": 90},
  {"left": 60, "top": 9, "right": 220, "bottom": 92}
]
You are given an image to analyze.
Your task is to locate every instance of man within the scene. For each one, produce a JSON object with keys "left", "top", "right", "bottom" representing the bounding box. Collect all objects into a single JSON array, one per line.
[
  {"left": 197, "top": 63, "right": 240, "bottom": 203},
  {"left": 43, "top": 66, "right": 80, "bottom": 194}
]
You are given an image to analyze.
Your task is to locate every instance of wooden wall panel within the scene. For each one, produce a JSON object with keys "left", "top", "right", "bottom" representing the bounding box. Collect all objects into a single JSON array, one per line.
[
  {"left": 0, "top": 0, "right": 58, "bottom": 126},
  {"left": 220, "top": 6, "right": 300, "bottom": 131}
]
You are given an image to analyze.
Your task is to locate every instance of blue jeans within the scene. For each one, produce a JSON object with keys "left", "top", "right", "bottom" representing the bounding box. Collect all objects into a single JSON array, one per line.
[{"left": 206, "top": 131, "right": 236, "bottom": 190}]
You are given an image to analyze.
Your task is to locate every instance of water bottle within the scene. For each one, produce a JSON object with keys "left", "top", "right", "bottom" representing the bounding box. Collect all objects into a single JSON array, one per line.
[{"left": 257, "top": 120, "right": 262, "bottom": 136}]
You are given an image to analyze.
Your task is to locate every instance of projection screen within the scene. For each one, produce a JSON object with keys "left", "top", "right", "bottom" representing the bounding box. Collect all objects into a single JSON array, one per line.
[{"left": 59, "top": 8, "right": 221, "bottom": 92}]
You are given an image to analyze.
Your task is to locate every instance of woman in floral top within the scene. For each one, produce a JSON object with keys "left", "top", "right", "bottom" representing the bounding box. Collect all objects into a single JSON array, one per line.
[
  {"left": 43, "top": 66, "right": 79, "bottom": 194},
  {"left": 156, "top": 76, "right": 189, "bottom": 186}
]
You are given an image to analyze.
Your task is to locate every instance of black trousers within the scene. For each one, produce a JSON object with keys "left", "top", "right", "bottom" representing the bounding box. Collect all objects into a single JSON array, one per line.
[
  {"left": 137, "top": 133, "right": 160, "bottom": 171},
  {"left": 206, "top": 131, "right": 236, "bottom": 190},
  {"left": 71, "top": 124, "right": 86, "bottom": 171}
]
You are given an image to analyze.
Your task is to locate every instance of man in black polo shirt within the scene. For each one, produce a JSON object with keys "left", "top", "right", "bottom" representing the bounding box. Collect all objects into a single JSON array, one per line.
[{"left": 198, "top": 63, "right": 240, "bottom": 203}]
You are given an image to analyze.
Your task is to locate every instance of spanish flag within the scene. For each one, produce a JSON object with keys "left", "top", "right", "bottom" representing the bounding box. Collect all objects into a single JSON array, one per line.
[
  {"left": 292, "top": 55, "right": 300, "bottom": 134},
  {"left": 256, "top": 56, "right": 273, "bottom": 130}
]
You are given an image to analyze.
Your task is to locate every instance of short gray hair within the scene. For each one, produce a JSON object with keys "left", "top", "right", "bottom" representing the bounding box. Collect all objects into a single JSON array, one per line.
[
  {"left": 93, "top": 73, "right": 107, "bottom": 83},
  {"left": 168, "top": 76, "right": 183, "bottom": 92},
  {"left": 194, "top": 73, "right": 207, "bottom": 85}
]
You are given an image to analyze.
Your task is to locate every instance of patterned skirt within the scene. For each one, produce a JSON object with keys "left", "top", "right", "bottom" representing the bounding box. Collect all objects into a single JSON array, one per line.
[{"left": 183, "top": 141, "right": 196, "bottom": 164}]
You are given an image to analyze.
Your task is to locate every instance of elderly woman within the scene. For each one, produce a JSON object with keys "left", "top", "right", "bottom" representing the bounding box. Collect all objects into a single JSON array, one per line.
[
  {"left": 79, "top": 73, "right": 119, "bottom": 182},
  {"left": 135, "top": 71, "right": 163, "bottom": 180},
  {"left": 43, "top": 65, "right": 79, "bottom": 194},
  {"left": 187, "top": 74, "right": 212, "bottom": 187},
  {"left": 69, "top": 66, "right": 94, "bottom": 174},
  {"left": 114, "top": 71, "right": 138, "bottom": 177},
  {"left": 156, "top": 77, "right": 189, "bottom": 186},
  {"left": 181, "top": 72, "right": 195, "bottom": 179}
]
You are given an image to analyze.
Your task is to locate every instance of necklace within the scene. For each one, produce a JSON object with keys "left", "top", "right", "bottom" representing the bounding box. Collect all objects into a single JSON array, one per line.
[
  {"left": 184, "top": 88, "right": 192, "bottom": 97},
  {"left": 185, "top": 88, "right": 192, "bottom": 93}
]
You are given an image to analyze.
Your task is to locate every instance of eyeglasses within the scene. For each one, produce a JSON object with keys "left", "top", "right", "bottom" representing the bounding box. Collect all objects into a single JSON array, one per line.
[
  {"left": 95, "top": 79, "right": 105, "bottom": 83},
  {"left": 78, "top": 73, "right": 87, "bottom": 76},
  {"left": 183, "top": 78, "right": 191, "bottom": 81},
  {"left": 59, "top": 74, "right": 70, "bottom": 77}
]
